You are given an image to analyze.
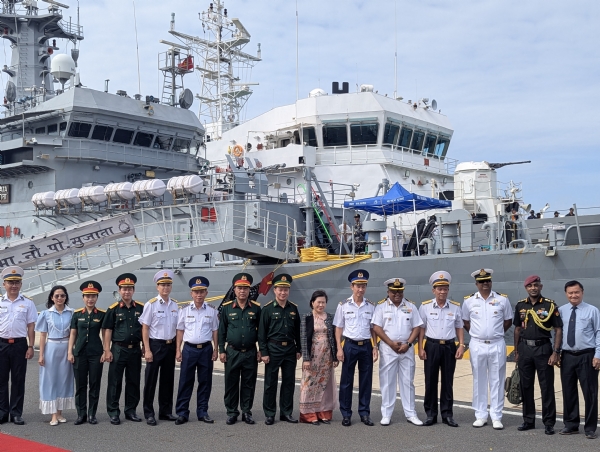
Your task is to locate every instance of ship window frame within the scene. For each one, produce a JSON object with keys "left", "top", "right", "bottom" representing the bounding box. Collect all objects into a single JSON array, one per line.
[
  {"left": 435, "top": 136, "right": 450, "bottom": 159},
  {"left": 67, "top": 122, "right": 92, "bottom": 139},
  {"left": 302, "top": 126, "right": 318, "bottom": 147},
  {"left": 398, "top": 127, "right": 413, "bottom": 149},
  {"left": 410, "top": 130, "right": 425, "bottom": 152},
  {"left": 422, "top": 133, "right": 437, "bottom": 157},
  {"left": 153, "top": 135, "right": 173, "bottom": 150},
  {"left": 90, "top": 125, "right": 114, "bottom": 142},
  {"left": 59, "top": 122, "right": 67, "bottom": 137},
  {"left": 172, "top": 137, "right": 192, "bottom": 153},
  {"left": 383, "top": 122, "right": 400, "bottom": 147},
  {"left": 349, "top": 122, "right": 379, "bottom": 146},
  {"left": 112, "top": 128, "right": 135, "bottom": 145},
  {"left": 47, "top": 124, "right": 58, "bottom": 136},
  {"left": 35, "top": 126, "right": 46, "bottom": 134},
  {"left": 322, "top": 123, "right": 348, "bottom": 147},
  {"left": 133, "top": 131, "right": 154, "bottom": 148}
]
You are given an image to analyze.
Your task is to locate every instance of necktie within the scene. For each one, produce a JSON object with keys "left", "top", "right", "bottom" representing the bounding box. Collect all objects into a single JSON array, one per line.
[{"left": 567, "top": 306, "right": 577, "bottom": 347}]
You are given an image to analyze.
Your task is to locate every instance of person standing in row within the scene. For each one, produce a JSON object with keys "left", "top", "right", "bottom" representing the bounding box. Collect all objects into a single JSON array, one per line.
[
  {"left": 334, "top": 269, "right": 378, "bottom": 427},
  {"left": 68, "top": 281, "right": 105, "bottom": 425},
  {"left": 36, "top": 285, "right": 75, "bottom": 425},
  {"left": 462, "top": 269, "right": 512, "bottom": 430},
  {"left": 0, "top": 266, "right": 36, "bottom": 425},
  {"left": 174, "top": 277, "right": 219, "bottom": 425},
  {"left": 218, "top": 273, "right": 262, "bottom": 425},
  {"left": 558, "top": 280, "right": 600, "bottom": 439},
  {"left": 102, "top": 273, "right": 144, "bottom": 425},
  {"left": 418, "top": 271, "right": 464, "bottom": 427},
  {"left": 299, "top": 290, "right": 338, "bottom": 425},
  {"left": 259, "top": 273, "right": 301, "bottom": 425},
  {"left": 372, "top": 278, "right": 423, "bottom": 426},
  {"left": 513, "top": 275, "right": 562, "bottom": 435},
  {"left": 140, "top": 270, "right": 179, "bottom": 426}
]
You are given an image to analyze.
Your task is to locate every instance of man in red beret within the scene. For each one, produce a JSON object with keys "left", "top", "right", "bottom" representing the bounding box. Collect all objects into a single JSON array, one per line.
[{"left": 513, "top": 275, "right": 563, "bottom": 435}]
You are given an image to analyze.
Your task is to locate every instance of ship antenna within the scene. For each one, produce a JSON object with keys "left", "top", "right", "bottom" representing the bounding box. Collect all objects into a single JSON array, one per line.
[
  {"left": 295, "top": 0, "right": 299, "bottom": 102},
  {"left": 133, "top": 1, "right": 141, "bottom": 95},
  {"left": 394, "top": 0, "right": 397, "bottom": 99}
]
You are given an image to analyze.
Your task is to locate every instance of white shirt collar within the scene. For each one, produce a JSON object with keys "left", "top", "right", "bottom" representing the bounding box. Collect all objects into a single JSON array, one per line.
[{"left": 49, "top": 305, "right": 74, "bottom": 313}]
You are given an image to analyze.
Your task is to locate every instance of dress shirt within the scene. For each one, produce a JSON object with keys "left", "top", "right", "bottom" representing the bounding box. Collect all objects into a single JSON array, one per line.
[
  {"left": 177, "top": 302, "right": 219, "bottom": 344},
  {"left": 559, "top": 301, "right": 600, "bottom": 359},
  {"left": 333, "top": 296, "right": 375, "bottom": 341},
  {"left": 371, "top": 298, "right": 423, "bottom": 342},
  {"left": 138, "top": 296, "right": 178, "bottom": 339},
  {"left": 462, "top": 291, "right": 512, "bottom": 341},
  {"left": 0, "top": 293, "right": 37, "bottom": 338},
  {"left": 35, "top": 306, "right": 74, "bottom": 338},
  {"left": 418, "top": 299, "right": 463, "bottom": 341}
]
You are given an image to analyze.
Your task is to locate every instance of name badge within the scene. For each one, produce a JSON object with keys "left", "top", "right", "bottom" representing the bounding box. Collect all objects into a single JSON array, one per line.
[
  {"left": 93, "top": 319, "right": 101, "bottom": 322},
  {"left": 0, "top": 306, "right": 8, "bottom": 314}
]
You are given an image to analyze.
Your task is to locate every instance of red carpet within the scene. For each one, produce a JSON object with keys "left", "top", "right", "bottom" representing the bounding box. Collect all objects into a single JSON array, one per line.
[{"left": 0, "top": 433, "right": 70, "bottom": 451}]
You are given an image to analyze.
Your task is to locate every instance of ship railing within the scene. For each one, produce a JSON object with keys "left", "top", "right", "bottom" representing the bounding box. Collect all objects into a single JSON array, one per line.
[{"left": 57, "top": 19, "right": 84, "bottom": 39}]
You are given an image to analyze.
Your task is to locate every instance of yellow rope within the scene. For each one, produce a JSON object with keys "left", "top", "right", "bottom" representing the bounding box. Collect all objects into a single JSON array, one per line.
[{"left": 524, "top": 302, "right": 555, "bottom": 331}]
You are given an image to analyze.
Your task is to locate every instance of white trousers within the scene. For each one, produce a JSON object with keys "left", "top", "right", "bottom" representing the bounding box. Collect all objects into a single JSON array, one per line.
[
  {"left": 378, "top": 342, "right": 417, "bottom": 419},
  {"left": 469, "top": 339, "right": 506, "bottom": 421}
]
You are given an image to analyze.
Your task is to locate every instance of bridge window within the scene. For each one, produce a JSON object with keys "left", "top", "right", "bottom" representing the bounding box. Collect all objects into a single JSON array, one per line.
[
  {"left": 435, "top": 136, "right": 450, "bottom": 158},
  {"left": 113, "top": 128, "right": 134, "bottom": 144},
  {"left": 153, "top": 135, "right": 172, "bottom": 150},
  {"left": 133, "top": 132, "right": 154, "bottom": 148},
  {"left": 350, "top": 123, "right": 378, "bottom": 145},
  {"left": 383, "top": 123, "right": 400, "bottom": 146},
  {"left": 35, "top": 126, "right": 46, "bottom": 134},
  {"left": 59, "top": 122, "right": 67, "bottom": 137},
  {"left": 322, "top": 124, "right": 348, "bottom": 147},
  {"left": 422, "top": 134, "right": 437, "bottom": 156},
  {"left": 173, "top": 137, "right": 192, "bottom": 153},
  {"left": 398, "top": 127, "right": 412, "bottom": 148},
  {"left": 48, "top": 124, "right": 58, "bottom": 135},
  {"left": 302, "top": 127, "right": 318, "bottom": 147},
  {"left": 91, "top": 125, "right": 114, "bottom": 141},
  {"left": 410, "top": 130, "right": 425, "bottom": 152},
  {"left": 68, "top": 122, "right": 92, "bottom": 138}
]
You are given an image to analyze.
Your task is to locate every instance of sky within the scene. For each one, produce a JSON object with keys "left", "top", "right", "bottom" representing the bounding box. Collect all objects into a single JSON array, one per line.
[{"left": 3, "top": 0, "right": 599, "bottom": 214}]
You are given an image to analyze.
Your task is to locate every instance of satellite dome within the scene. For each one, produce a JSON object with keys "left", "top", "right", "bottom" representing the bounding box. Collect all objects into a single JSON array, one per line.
[
  {"left": 50, "top": 54, "right": 76, "bottom": 88},
  {"left": 309, "top": 88, "right": 327, "bottom": 98}
]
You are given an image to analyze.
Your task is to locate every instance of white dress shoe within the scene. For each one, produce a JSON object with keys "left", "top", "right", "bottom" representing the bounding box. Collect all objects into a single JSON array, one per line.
[
  {"left": 407, "top": 416, "right": 423, "bottom": 426},
  {"left": 380, "top": 417, "right": 391, "bottom": 426},
  {"left": 492, "top": 420, "right": 504, "bottom": 430},
  {"left": 473, "top": 418, "right": 488, "bottom": 427}
]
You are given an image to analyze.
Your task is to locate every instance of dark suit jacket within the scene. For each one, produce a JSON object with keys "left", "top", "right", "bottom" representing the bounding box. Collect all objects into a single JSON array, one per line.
[{"left": 300, "top": 312, "right": 337, "bottom": 363}]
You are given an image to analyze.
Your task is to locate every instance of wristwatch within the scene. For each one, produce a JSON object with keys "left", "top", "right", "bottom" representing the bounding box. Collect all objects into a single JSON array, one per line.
[{"left": 553, "top": 348, "right": 562, "bottom": 354}]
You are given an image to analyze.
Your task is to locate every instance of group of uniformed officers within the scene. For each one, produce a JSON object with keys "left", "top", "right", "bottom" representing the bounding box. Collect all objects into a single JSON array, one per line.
[{"left": 0, "top": 264, "right": 599, "bottom": 440}]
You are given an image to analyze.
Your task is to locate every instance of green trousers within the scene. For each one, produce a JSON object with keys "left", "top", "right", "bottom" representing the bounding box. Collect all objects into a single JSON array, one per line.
[
  {"left": 224, "top": 347, "right": 258, "bottom": 417},
  {"left": 106, "top": 344, "right": 142, "bottom": 417},
  {"left": 73, "top": 352, "right": 103, "bottom": 417},
  {"left": 262, "top": 344, "right": 297, "bottom": 417}
]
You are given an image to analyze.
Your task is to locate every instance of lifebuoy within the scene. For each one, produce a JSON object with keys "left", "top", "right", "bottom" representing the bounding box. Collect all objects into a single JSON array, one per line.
[{"left": 232, "top": 144, "right": 244, "bottom": 157}]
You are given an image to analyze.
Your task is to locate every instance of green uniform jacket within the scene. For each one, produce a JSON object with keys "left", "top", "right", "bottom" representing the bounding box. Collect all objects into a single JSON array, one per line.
[
  {"left": 102, "top": 300, "right": 144, "bottom": 342},
  {"left": 258, "top": 300, "right": 301, "bottom": 355},
  {"left": 70, "top": 307, "right": 105, "bottom": 356},
  {"left": 218, "top": 299, "right": 261, "bottom": 353}
]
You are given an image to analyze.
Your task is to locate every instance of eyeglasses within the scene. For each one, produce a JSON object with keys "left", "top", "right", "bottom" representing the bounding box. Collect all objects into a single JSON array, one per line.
[
  {"left": 53, "top": 294, "right": 67, "bottom": 298},
  {"left": 4, "top": 281, "right": 22, "bottom": 286}
]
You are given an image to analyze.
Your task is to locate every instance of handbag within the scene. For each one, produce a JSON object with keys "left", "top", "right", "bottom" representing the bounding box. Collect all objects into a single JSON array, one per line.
[{"left": 505, "top": 363, "right": 522, "bottom": 405}]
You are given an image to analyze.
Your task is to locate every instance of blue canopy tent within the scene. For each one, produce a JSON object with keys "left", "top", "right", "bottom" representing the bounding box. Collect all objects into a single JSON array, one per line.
[{"left": 343, "top": 182, "right": 451, "bottom": 215}]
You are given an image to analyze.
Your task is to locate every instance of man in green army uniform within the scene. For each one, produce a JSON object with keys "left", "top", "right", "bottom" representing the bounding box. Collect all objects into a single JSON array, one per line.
[
  {"left": 102, "top": 273, "right": 145, "bottom": 425},
  {"left": 218, "top": 273, "right": 262, "bottom": 425},
  {"left": 258, "top": 273, "right": 301, "bottom": 425}
]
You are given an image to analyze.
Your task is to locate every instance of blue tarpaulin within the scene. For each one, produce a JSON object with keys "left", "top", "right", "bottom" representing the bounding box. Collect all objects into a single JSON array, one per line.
[{"left": 343, "top": 182, "right": 451, "bottom": 215}]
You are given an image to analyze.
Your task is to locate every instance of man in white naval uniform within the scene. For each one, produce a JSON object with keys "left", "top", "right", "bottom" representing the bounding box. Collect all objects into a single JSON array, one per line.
[
  {"left": 462, "top": 268, "right": 513, "bottom": 430},
  {"left": 372, "top": 278, "right": 423, "bottom": 426}
]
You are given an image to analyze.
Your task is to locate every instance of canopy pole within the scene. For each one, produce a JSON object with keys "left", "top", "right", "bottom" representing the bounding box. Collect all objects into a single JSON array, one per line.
[{"left": 413, "top": 198, "right": 420, "bottom": 256}]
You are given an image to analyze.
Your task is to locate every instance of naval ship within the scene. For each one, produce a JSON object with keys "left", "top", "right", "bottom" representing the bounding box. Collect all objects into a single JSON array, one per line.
[{"left": 1, "top": 0, "right": 599, "bottom": 317}]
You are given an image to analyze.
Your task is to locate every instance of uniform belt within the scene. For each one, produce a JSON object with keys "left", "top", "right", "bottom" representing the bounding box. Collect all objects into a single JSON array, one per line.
[
  {"left": 520, "top": 338, "right": 550, "bottom": 347},
  {"left": 563, "top": 348, "right": 595, "bottom": 356},
  {"left": 185, "top": 341, "right": 211, "bottom": 349},
  {"left": 47, "top": 337, "right": 70, "bottom": 342},
  {"left": 425, "top": 336, "right": 455, "bottom": 345},
  {"left": 345, "top": 338, "right": 371, "bottom": 346},
  {"left": 114, "top": 341, "right": 140, "bottom": 349},
  {"left": 228, "top": 344, "right": 255, "bottom": 353},
  {"left": 268, "top": 339, "right": 294, "bottom": 347},
  {"left": 472, "top": 337, "right": 503, "bottom": 344},
  {"left": 149, "top": 338, "right": 175, "bottom": 345},
  {"left": 0, "top": 337, "right": 26, "bottom": 344}
]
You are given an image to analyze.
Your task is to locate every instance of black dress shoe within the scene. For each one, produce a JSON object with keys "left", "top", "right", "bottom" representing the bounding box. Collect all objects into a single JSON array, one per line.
[
  {"left": 320, "top": 419, "right": 331, "bottom": 425},
  {"left": 0, "top": 416, "right": 8, "bottom": 425},
  {"left": 146, "top": 416, "right": 157, "bottom": 426},
  {"left": 360, "top": 415, "right": 374, "bottom": 426},
  {"left": 585, "top": 431, "right": 598, "bottom": 439},
  {"left": 110, "top": 416, "right": 121, "bottom": 425},
  {"left": 88, "top": 416, "right": 98, "bottom": 425},
  {"left": 423, "top": 417, "right": 437, "bottom": 426},
  {"left": 74, "top": 415, "right": 87, "bottom": 425},
  {"left": 125, "top": 413, "right": 142, "bottom": 422},
  {"left": 342, "top": 417, "right": 351, "bottom": 426},
  {"left": 226, "top": 415, "right": 238, "bottom": 425},
  {"left": 311, "top": 420, "right": 320, "bottom": 425},
  {"left": 518, "top": 422, "right": 535, "bottom": 431},
  {"left": 159, "top": 414, "right": 178, "bottom": 421},
  {"left": 241, "top": 413, "right": 255, "bottom": 425},
  {"left": 545, "top": 425, "right": 555, "bottom": 435},
  {"left": 175, "top": 416, "right": 188, "bottom": 425},
  {"left": 198, "top": 415, "right": 214, "bottom": 424},
  {"left": 442, "top": 417, "right": 458, "bottom": 427},
  {"left": 280, "top": 414, "right": 298, "bottom": 423},
  {"left": 265, "top": 416, "right": 275, "bottom": 425},
  {"left": 559, "top": 427, "right": 579, "bottom": 435},
  {"left": 11, "top": 416, "right": 25, "bottom": 425}
]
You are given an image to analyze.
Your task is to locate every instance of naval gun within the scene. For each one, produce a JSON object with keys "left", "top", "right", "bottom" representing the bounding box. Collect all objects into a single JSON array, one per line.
[{"left": 487, "top": 161, "right": 531, "bottom": 170}]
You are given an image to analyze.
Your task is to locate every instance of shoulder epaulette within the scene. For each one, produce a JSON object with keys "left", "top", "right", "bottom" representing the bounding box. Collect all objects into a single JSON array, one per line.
[
  {"left": 545, "top": 298, "right": 556, "bottom": 304},
  {"left": 206, "top": 303, "right": 216, "bottom": 309},
  {"left": 264, "top": 300, "right": 274, "bottom": 307},
  {"left": 178, "top": 302, "right": 191, "bottom": 309},
  {"left": 109, "top": 302, "right": 118, "bottom": 309},
  {"left": 339, "top": 299, "right": 349, "bottom": 306},
  {"left": 288, "top": 300, "right": 297, "bottom": 306},
  {"left": 171, "top": 298, "right": 178, "bottom": 303},
  {"left": 518, "top": 298, "right": 527, "bottom": 303},
  {"left": 251, "top": 301, "right": 261, "bottom": 306},
  {"left": 135, "top": 301, "right": 144, "bottom": 307},
  {"left": 222, "top": 300, "right": 233, "bottom": 307},
  {"left": 365, "top": 298, "right": 374, "bottom": 305},
  {"left": 499, "top": 293, "right": 508, "bottom": 298},
  {"left": 96, "top": 308, "right": 106, "bottom": 313},
  {"left": 464, "top": 293, "right": 475, "bottom": 299},
  {"left": 449, "top": 300, "right": 460, "bottom": 306},
  {"left": 405, "top": 299, "right": 415, "bottom": 305},
  {"left": 74, "top": 308, "right": 84, "bottom": 313},
  {"left": 23, "top": 295, "right": 32, "bottom": 300},
  {"left": 148, "top": 297, "right": 158, "bottom": 304},
  {"left": 377, "top": 298, "right": 387, "bottom": 305},
  {"left": 421, "top": 300, "right": 433, "bottom": 305}
]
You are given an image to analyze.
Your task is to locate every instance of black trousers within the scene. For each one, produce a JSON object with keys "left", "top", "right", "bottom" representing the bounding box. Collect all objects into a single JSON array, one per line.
[
  {"left": 224, "top": 347, "right": 258, "bottom": 417},
  {"left": 263, "top": 344, "right": 297, "bottom": 417},
  {"left": 175, "top": 343, "right": 213, "bottom": 419},
  {"left": 73, "top": 352, "right": 104, "bottom": 417},
  {"left": 106, "top": 344, "right": 142, "bottom": 417},
  {"left": 517, "top": 341, "right": 556, "bottom": 426},
  {"left": 339, "top": 341, "right": 373, "bottom": 418},
  {"left": 560, "top": 350, "right": 599, "bottom": 433},
  {"left": 423, "top": 341, "right": 456, "bottom": 418},
  {"left": 143, "top": 340, "right": 176, "bottom": 419},
  {"left": 0, "top": 340, "right": 28, "bottom": 419}
]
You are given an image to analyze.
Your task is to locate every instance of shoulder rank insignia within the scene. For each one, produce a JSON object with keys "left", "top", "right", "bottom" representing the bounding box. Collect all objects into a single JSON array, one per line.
[
  {"left": 264, "top": 300, "right": 274, "bottom": 307},
  {"left": 222, "top": 300, "right": 234, "bottom": 307},
  {"left": 148, "top": 297, "right": 158, "bottom": 304},
  {"left": 288, "top": 300, "right": 297, "bottom": 306},
  {"left": 377, "top": 298, "right": 387, "bottom": 305},
  {"left": 545, "top": 298, "right": 555, "bottom": 304},
  {"left": 518, "top": 298, "right": 527, "bottom": 303},
  {"left": 499, "top": 293, "right": 508, "bottom": 298},
  {"left": 23, "top": 295, "right": 32, "bottom": 300},
  {"left": 74, "top": 307, "right": 84, "bottom": 313},
  {"left": 171, "top": 298, "right": 178, "bottom": 303},
  {"left": 449, "top": 300, "right": 460, "bottom": 306},
  {"left": 251, "top": 300, "right": 261, "bottom": 307},
  {"left": 206, "top": 303, "right": 216, "bottom": 309},
  {"left": 421, "top": 299, "right": 433, "bottom": 305},
  {"left": 96, "top": 308, "right": 106, "bottom": 313},
  {"left": 135, "top": 301, "right": 144, "bottom": 307},
  {"left": 405, "top": 299, "right": 415, "bottom": 305},
  {"left": 464, "top": 293, "right": 475, "bottom": 299},
  {"left": 178, "top": 302, "right": 191, "bottom": 309},
  {"left": 365, "top": 298, "right": 374, "bottom": 305},
  {"left": 109, "top": 302, "right": 119, "bottom": 309}
]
